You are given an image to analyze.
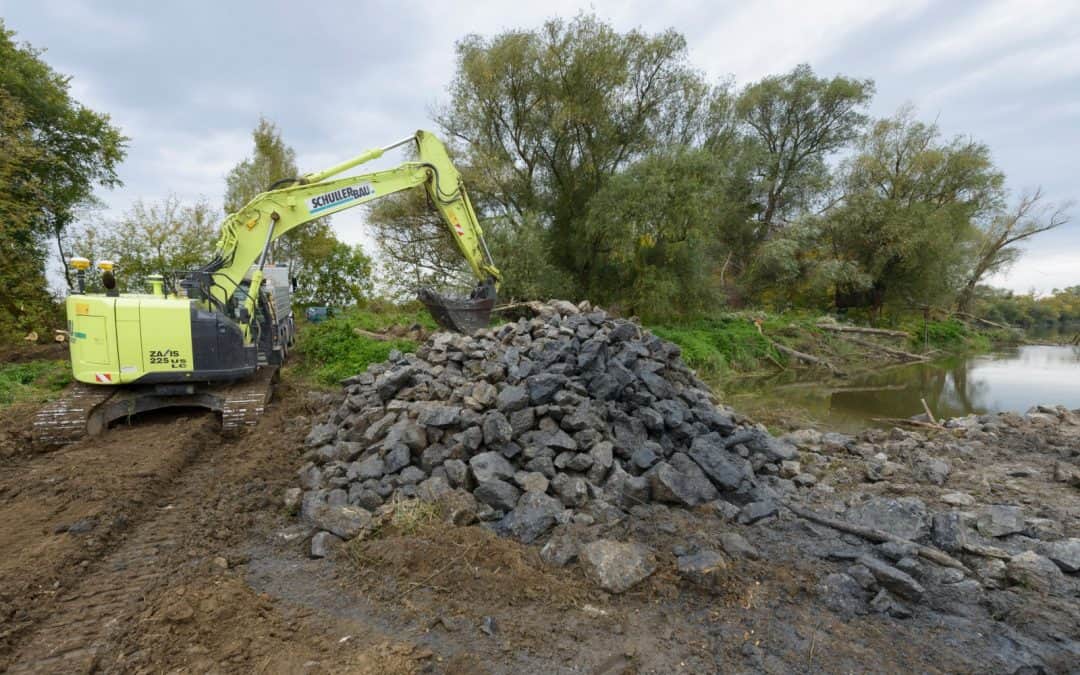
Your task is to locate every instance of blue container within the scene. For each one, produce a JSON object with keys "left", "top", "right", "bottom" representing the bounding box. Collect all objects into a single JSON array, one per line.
[{"left": 305, "top": 306, "right": 329, "bottom": 323}]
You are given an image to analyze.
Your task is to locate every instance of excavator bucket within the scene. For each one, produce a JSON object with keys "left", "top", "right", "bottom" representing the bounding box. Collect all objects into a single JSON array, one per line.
[{"left": 418, "top": 281, "right": 496, "bottom": 334}]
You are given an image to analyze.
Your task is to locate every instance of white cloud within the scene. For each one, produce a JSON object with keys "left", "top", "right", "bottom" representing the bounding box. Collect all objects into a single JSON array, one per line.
[{"left": 987, "top": 251, "right": 1080, "bottom": 295}]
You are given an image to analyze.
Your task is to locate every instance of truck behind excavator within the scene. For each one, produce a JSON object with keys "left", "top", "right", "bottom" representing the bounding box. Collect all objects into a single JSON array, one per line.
[{"left": 33, "top": 131, "right": 500, "bottom": 445}]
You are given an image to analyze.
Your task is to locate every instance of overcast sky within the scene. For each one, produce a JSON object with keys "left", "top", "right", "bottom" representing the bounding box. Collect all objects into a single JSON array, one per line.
[{"left": 2, "top": 0, "right": 1078, "bottom": 294}]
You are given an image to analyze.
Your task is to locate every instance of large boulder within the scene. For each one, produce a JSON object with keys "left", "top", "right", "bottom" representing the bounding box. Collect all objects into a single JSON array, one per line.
[
  {"left": 580, "top": 540, "right": 657, "bottom": 593},
  {"left": 847, "top": 497, "right": 930, "bottom": 541}
]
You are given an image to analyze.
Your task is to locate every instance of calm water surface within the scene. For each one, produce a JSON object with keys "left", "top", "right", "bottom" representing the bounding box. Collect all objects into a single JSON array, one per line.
[{"left": 728, "top": 345, "right": 1080, "bottom": 433}]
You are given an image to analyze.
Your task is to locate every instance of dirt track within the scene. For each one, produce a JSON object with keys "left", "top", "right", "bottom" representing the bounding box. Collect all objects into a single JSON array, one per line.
[{"left": 1, "top": 378, "right": 1077, "bottom": 673}]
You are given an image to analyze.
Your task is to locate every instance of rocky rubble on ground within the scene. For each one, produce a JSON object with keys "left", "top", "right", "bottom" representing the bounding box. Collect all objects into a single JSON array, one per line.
[
  {"left": 290, "top": 299, "right": 803, "bottom": 550},
  {"left": 287, "top": 301, "right": 1080, "bottom": 670}
]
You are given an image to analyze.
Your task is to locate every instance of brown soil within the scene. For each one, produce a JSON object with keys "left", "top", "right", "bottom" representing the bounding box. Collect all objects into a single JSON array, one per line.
[{"left": 0, "top": 377, "right": 1074, "bottom": 673}]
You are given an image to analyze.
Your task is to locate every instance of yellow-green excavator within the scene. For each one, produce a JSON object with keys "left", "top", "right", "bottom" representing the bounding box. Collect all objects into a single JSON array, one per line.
[{"left": 34, "top": 131, "right": 501, "bottom": 445}]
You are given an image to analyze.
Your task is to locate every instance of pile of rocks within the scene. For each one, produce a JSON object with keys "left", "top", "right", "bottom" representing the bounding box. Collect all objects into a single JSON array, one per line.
[{"left": 291, "top": 300, "right": 803, "bottom": 551}]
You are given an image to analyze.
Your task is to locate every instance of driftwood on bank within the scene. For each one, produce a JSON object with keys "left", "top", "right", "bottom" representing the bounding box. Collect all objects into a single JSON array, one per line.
[
  {"left": 871, "top": 416, "right": 947, "bottom": 431},
  {"left": 784, "top": 502, "right": 971, "bottom": 573},
  {"left": 753, "top": 321, "right": 841, "bottom": 375},
  {"left": 816, "top": 323, "right": 910, "bottom": 338},
  {"left": 954, "top": 311, "right": 1011, "bottom": 331},
  {"left": 831, "top": 333, "right": 930, "bottom": 362}
]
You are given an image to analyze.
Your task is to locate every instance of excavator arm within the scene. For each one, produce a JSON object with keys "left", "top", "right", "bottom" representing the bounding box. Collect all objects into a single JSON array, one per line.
[{"left": 195, "top": 130, "right": 500, "bottom": 336}]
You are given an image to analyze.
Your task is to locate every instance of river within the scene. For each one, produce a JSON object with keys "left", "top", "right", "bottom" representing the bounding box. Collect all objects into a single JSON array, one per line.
[{"left": 726, "top": 343, "right": 1080, "bottom": 433}]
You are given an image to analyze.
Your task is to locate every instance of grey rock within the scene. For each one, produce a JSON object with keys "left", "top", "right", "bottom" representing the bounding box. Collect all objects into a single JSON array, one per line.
[
  {"left": 932, "top": 512, "right": 968, "bottom": 553},
  {"left": 326, "top": 488, "right": 348, "bottom": 507},
  {"left": 383, "top": 444, "right": 411, "bottom": 475},
  {"left": 284, "top": 487, "right": 302, "bottom": 513},
  {"left": 351, "top": 488, "right": 383, "bottom": 511},
  {"left": 847, "top": 563, "right": 877, "bottom": 590},
  {"left": 554, "top": 451, "right": 593, "bottom": 472},
  {"left": 1007, "top": 551, "right": 1066, "bottom": 593},
  {"left": 298, "top": 463, "right": 323, "bottom": 490},
  {"left": 375, "top": 365, "right": 415, "bottom": 400},
  {"left": 647, "top": 459, "right": 717, "bottom": 507},
  {"left": 443, "top": 459, "right": 470, "bottom": 489},
  {"left": 1040, "top": 538, "right": 1080, "bottom": 573},
  {"left": 482, "top": 411, "right": 513, "bottom": 446},
  {"left": 869, "top": 589, "right": 912, "bottom": 619},
  {"left": 305, "top": 504, "right": 373, "bottom": 540},
  {"left": 604, "top": 464, "right": 650, "bottom": 509},
  {"left": 310, "top": 531, "right": 343, "bottom": 558},
  {"left": 708, "top": 499, "right": 741, "bottom": 522},
  {"left": 417, "top": 476, "right": 452, "bottom": 502},
  {"left": 540, "top": 528, "right": 581, "bottom": 567},
  {"left": 497, "top": 492, "right": 564, "bottom": 543},
  {"left": 524, "top": 455, "right": 556, "bottom": 479},
  {"left": 514, "top": 471, "right": 549, "bottom": 493},
  {"left": 941, "top": 492, "right": 975, "bottom": 507},
  {"left": 857, "top": 555, "right": 925, "bottom": 601},
  {"left": 688, "top": 434, "right": 755, "bottom": 491},
  {"left": 819, "top": 572, "right": 869, "bottom": 616},
  {"left": 509, "top": 407, "right": 537, "bottom": 436},
  {"left": 847, "top": 497, "right": 929, "bottom": 541},
  {"left": 738, "top": 500, "right": 778, "bottom": 525},
  {"left": 383, "top": 419, "right": 427, "bottom": 453},
  {"left": 396, "top": 466, "right": 426, "bottom": 485},
  {"left": 914, "top": 457, "right": 951, "bottom": 486},
  {"left": 719, "top": 532, "right": 760, "bottom": 560},
  {"left": 527, "top": 373, "right": 565, "bottom": 405},
  {"left": 976, "top": 505, "right": 1026, "bottom": 538},
  {"left": 676, "top": 549, "right": 727, "bottom": 589},
  {"left": 417, "top": 404, "right": 461, "bottom": 428},
  {"left": 497, "top": 385, "right": 530, "bottom": 412},
  {"left": 469, "top": 451, "right": 515, "bottom": 483},
  {"left": 551, "top": 473, "right": 589, "bottom": 508},
  {"left": 630, "top": 445, "right": 659, "bottom": 470},
  {"left": 581, "top": 540, "right": 657, "bottom": 593},
  {"left": 474, "top": 479, "right": 522, "bottom": 512},
  {"left": 352, "top": 455, "right": 386, "bottom": 481},
  {"left": 305, "top": 423, "right": 337, "bottom": 448}
]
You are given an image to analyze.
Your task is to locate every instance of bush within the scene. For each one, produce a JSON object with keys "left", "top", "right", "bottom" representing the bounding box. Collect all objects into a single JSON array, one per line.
[
  {"left": 293, "top": 303, "right": 435, "bottom": 386},
  {"left": 651, "top": 316, "right": 780, "bottom": 375}
]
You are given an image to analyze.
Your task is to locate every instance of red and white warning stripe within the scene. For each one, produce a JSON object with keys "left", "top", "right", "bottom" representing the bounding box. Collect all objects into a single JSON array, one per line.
[{"left": 94, "top": 372, "right": 113, "bottom": 383}]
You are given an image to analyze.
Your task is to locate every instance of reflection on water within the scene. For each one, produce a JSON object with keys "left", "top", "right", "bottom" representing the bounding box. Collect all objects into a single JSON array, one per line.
[{"left": 730, "top": 345, "right": 1080, "bottom": 433}]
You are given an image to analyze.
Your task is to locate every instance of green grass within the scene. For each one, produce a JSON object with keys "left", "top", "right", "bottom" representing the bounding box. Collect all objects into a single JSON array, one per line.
[
  {"left": 902, "top": 318, "right": 991, "bottom": 352},
  {"left": 0, "top": 360, "right": 72, "bottom": 407},
  {"left": 650, "top": 315, "right": 785, "bottom": 376},
  {"left": 293, "top": 302, "right": 436, "bottom": 386}
]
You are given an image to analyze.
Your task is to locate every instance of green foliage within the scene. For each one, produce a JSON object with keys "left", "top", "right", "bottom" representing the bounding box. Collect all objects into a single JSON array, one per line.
[
  {"left": 903, "top": 319, "right": 989, "bottom": 352},
  {"left": 436, "top": 13, "right": 713, "bottom": 292},
  {"left": 0, "top": 360, "right": 71, "bottom": 406},
  {"left": 0, "top": 21, "right": 127, "bottom": 289},
  {"left": 293, "top": 304, "right": 435, "bottom": 385},
  {"left": 651, "top": 317, "right": 780, "bottom": 375},
  {"left": 68, "top": 195, "right": 218, "bottom": 293},
  {"left": 736, "top": 64, "right": 874, "bottom": 233},
  {"left": 974, "top": 286, "right": 1080, "bottom": 327}
]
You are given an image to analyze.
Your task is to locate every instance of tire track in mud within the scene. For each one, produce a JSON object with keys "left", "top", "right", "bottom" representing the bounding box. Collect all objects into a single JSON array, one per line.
[{"left": 3, "top": 415, "right": 223, "bottom": 673}]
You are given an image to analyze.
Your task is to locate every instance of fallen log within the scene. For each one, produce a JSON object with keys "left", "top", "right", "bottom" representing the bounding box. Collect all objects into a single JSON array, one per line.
[
  {"left": 816, "top": 323, "right": 910, "bottom": 338},
  {"left": 753, "top": 321, "right": 842, "bottom": 375},
  {"left": 783, "top": 502, "right": 971, "bottom": 573},
  {"left": 871, "top": 417, "right": 947, "bottom": 431},
  {"left": 832, "top": 333, "right": 930, "bottom": 362}
]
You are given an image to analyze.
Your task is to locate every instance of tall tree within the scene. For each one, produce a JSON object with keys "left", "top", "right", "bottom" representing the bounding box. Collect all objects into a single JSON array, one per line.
[
  {"left": 820, "top": 108, "right": 1005, "bottom": 313},
  {"left": 956, "top": 188, "right": 1070, "bottom": 312},
  {"left": 736, "top": 64, "right": 873, "bottom": 239},
  {"left": 224, "top": 117, "right": 368, "bottom": 303},
  {"left": 0, "top": 20, "right": 127, "bottom": 288},
  {"left": 0, "top": 88, "right": 53, "bottom": 338},
  {"left": 433, "top": 14, "right": 713, "bottom": 292}
]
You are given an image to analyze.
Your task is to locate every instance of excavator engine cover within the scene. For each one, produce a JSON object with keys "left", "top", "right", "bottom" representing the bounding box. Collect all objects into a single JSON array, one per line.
[{"left": 419, "top": 281, "right": 496, "bottom": 334}]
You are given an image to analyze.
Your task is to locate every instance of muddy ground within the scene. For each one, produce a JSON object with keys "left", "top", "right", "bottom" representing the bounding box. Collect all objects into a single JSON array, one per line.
[{"left": 0, "top": 375, "right": 1077, "bottom": 673}]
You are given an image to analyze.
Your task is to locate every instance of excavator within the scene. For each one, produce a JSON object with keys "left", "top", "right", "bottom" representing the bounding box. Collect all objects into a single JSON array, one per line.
[{"left": 33, "top": 131, "right": 501, "bottom": 445}]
